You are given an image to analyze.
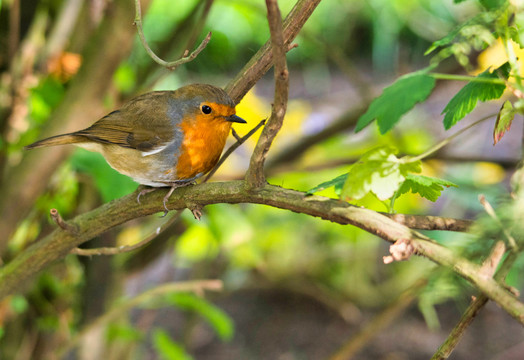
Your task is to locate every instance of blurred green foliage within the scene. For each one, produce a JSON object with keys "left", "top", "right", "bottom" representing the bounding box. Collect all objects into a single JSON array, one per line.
[
  {"left": 153, "top": 329, "right": 193, "bottom": 360},
  {"left": 5, "top": 0, "right": 524, "bottom": 358}
]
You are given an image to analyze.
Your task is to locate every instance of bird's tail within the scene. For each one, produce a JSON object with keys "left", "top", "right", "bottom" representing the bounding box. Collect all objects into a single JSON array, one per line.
[{"left": 25, "top": 133, "right": 86, "bottom": 150}]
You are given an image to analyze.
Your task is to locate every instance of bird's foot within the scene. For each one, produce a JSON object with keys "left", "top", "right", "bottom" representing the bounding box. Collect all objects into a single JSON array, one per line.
[
  {"left": 161, "top": 181, "right": 194, "bottom": 216},
  {"left": 137, "top": 186, "right": 158, "bottom": 204},
  {"left": 189, "top": 205, "right": 203, "bottom": 221}
]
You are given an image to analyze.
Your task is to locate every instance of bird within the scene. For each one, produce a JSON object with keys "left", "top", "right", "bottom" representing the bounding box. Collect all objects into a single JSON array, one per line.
[{"left": 26, "top": 83, "right": 246, "bottom": 214}]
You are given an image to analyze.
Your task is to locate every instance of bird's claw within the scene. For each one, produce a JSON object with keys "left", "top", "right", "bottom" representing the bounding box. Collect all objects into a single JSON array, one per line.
[
  {"left": 190, "top": 206, "right": 203, "bottom": 221},
  {"left": 137, "top": 186, "right": 157, "bottom": 204}
]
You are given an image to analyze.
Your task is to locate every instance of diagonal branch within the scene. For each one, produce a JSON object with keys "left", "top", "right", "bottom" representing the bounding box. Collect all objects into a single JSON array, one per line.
[
  {"left": 431, "top": 241, "right": 516, "bottom": 360},
  {"left": 0, "top": 182, "right": 523, "bottom": 326},
  {"left": 245, "top": 0, "right": 289, "bottom": 188},
  {"left": 225, "top": 0, "right": 322, "bottom": 104}
]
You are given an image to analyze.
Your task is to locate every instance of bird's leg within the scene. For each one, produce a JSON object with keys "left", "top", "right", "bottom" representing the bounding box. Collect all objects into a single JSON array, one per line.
[
  {"left": 162, "top": 185, "right": 178, "bottom": 217},
  {"left": 190, "top": 206, "right": 203, "bottom": 221},
  {"left": 161, "top": 180, "right": 197, "bottom": 216},
  {"left": 137, "top": 186, "right": 158, "bottom": 204},
  {"left": 138, "top": 175, "right": 202, "bottom": 216}
]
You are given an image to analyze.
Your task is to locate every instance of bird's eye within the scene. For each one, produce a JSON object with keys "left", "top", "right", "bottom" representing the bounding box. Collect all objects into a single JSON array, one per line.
[{"left": 201, "top": 105, "right": 212, "bottom": 114}]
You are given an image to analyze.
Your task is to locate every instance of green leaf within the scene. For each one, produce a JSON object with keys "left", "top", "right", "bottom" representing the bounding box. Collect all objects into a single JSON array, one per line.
[
  {"left": 152, "top": 329, "right": 193, "bottom": 360},
  {"left": 508, "top": 27, "right": 524, "bottom": 48},
  {"left": 425, "top": 12, "right": 499, "bottom": 56},
  {"left": 176, "top": 224, "right": 218, "bottom": 261},
  {"left": 397, "top": 174, "right": 458, "bottom": 202},
  {"left": 165, "top": 293, "right": 234, "bottom": 341},
  {"left": 107, "top": 323, "right": 143, "bottom": 342},
  {"left": 306, "top": 173, "right": 348, "bottom": 195},
  {"left": 113, "top": 62, "right": 137, "bottom": 94},
  {"left": 355, "top": 72, "right": 436, "bottom": 134},
  {"left": 493, "top": 100, "right": 515, "bottom": 145},
  {"left": 340, "top": 146, "right": 421, "bottom": 201},
  {"left": 442, "top": 64, "right": 509, "bottom": 129},
  {"left": 479, "top": 0, "right": 507, "bottom": 10},
  {"left": 10, "top": 295, "right": 28, "bottom": 314}
]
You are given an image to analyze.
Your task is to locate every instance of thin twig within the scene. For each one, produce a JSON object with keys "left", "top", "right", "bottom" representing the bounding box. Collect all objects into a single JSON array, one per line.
[
  {"left": 204, "top": 119, "right": 266, "bottom": 182},
  {"left": 430, "top": 241, "right": 509, "bottom": 360},
  {"left": 70, "top": 210, "right": 183, "bottom": 256},
  {"left": 134, "top": 0, "right": 212, "bottom": 70},
  {"left": 406, "top": 114, "right": 497, "bottom": 163},
  {"left": 330, "top": 278, "right": 428, "bottom": 360},
  {"left": 58, "top": 279, "right": 223, "bottom": 357},
  {"left": 231, "top": 128, "right": 242, "bottom": 141},
  {"left": 225, "top": 0, "right": 321, "bottom": 103},
  {"left": 50, "top": 208, "right": 78, "bottom": 234},
  {"left": 245, "top": 0, "right": 289, "bottom": 188},
  {"left": 479, "top": 194, "right": 518, "bottom": 251}
]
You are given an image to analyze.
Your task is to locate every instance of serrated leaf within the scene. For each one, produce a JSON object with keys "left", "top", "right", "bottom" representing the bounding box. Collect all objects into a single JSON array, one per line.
[
  {"left": 355, "top": 72, "right": 436, "bottom": 134},
  {"left": 508, "top": 27, "right": 524, "bottom": 48},
  {"left": 425, "top": 12, "right": 499, "bottom": 56},
  {"left": 493, "top": 100, "right": 515, "bottom": 145},
  {"left": 442, "top": 64, "right": 509, "bottom": 129},
  {"left": 397, "top": 174, "right": 458, "bottom": 202},
  {"left": 306, "top": 173, "right": 348, "bottom": 195},
  {"left": 340, "top": 146, "right": 422, "bottom": 201}
]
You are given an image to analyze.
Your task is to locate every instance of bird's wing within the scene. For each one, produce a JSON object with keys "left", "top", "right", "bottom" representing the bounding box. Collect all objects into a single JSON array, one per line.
[{"left": 76, "top": 92, "right": 179, "bottom": 153}]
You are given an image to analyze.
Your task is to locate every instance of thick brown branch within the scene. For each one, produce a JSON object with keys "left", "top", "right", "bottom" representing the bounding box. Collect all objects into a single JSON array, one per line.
[
  {"left": 0, "top": 181, "right": 523, "bottom": 326},
  {"left": 384, "top": 213, "right": 472, "bottom": 232},
  {"left": 245, "top": 0, "right": 289, "bottom": 188}
]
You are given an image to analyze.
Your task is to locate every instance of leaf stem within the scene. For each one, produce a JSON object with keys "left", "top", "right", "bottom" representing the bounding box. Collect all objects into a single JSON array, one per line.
[
  {"left": 429, "top": 73, "right": 506, "bottom": 85},
  {"left": 405, "top": 114, "right": 497, "bottom": 163},
  {"left": 504, "top": 36, "right": 522, "bottom": 87}
]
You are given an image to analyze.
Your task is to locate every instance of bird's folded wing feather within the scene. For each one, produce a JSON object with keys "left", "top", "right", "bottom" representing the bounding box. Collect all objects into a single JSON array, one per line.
[{"left": 76, "top": 92, "right": 176, "bottom": 153}]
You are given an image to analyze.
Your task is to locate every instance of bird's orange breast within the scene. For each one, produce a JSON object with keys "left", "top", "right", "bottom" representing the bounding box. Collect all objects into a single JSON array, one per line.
[{"left": 175, "top": 113, "right": 232, "bottom": 180}]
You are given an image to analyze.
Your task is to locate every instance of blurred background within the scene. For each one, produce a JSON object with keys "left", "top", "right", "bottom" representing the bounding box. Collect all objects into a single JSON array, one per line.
[{"left": 1, "top": 0, "right": 524, "bottom": 359}]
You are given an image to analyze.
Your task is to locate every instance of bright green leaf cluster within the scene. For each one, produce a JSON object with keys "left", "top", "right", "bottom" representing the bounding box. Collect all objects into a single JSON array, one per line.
[
  {"left": 426, "top": 6, "right": 506, "bottom": 66},
  {"left": 340, "top": 146, "right": 421, "bottom": 201},
  {"left": 307, "top": 146, "right": 458, "bottom": 209}
]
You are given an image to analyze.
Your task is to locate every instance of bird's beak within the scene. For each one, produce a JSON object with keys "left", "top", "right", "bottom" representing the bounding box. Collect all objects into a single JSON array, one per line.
[{"left": 227, "top": 114, "right": 247, "bottom": 123}]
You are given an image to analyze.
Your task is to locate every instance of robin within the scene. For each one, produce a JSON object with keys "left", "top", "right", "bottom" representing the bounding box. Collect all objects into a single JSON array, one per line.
[{"left": 26, "top": 83, "right": 247, "bottom": 213}]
